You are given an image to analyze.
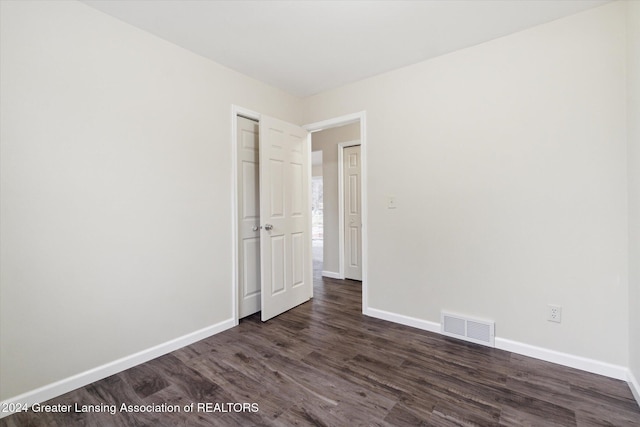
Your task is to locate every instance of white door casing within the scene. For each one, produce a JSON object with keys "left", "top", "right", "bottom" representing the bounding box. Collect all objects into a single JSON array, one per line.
[
  {"left": 259, "top": 115, "right": 312, "bottom": 321},
  {"left": 237, "top": 116, "right": 261, "bottom": 318},
  {"left": 343, "top": 145, "right": 362, "bottom": 280}
]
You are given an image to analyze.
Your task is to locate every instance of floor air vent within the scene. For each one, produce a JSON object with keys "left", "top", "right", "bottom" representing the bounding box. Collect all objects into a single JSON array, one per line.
[{"left": 440, "top": 311, "right": 495, "bottom": 347}]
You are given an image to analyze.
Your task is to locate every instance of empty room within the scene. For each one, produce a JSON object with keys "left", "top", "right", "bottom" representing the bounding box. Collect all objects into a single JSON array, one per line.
[{"left": 1, "top": 0, "right": 639, "bottom": 425}]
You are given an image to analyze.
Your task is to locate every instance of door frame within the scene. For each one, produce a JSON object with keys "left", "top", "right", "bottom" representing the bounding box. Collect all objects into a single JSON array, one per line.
[
  {"left": 338, "top": 140, "right": 361, "bottom": 280},
  {"left": 231, "top": 105, "right": 314, "bottom": 324},
  {"left": 304, "top": 111, "right": 368, "bottom": 313}
]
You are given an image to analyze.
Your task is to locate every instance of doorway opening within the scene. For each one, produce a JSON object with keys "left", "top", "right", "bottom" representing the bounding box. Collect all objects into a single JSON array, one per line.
[
  {"left": 305, "top": 112, "right": 368, "bottom": 312},
  {"left": 310, "top": 124, "right": 361, "bottom": 281}
]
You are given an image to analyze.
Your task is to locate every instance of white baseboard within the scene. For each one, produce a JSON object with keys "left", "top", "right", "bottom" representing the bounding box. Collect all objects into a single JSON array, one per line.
[
  {"left": 494, "top": 338, "right": 628, "bottom": 381},
  {"left": 364, "top": 307, "right": 440, "bottom": 334},
  {"left": 322, "top": 270, "right": 343, "bottom": 279},
  {"left": 364, "top": 306, "right": 630, "bottom": 382},
  {"left": 629, "top": 369, "right": 640, "bottom": 407},
  {"left": 4, "top": 310, "right": 637, "bottom": 419},
  {"left": 0, "top": 318, "right": 235, "bottom": 419}
]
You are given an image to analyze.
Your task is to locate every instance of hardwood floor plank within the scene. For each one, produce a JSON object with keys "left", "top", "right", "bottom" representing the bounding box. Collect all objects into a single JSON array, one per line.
[
  {"left": 267, "top": 353, "right": 396, "bottom": 418},
  {"left": 120, "top": 363, "right": 171, "bottom": 399},
  {"left": 384, "top": 403, "right": 430, "bottom": 427}
]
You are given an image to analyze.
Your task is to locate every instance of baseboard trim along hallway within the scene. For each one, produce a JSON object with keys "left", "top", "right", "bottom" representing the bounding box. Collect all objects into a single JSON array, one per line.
[
  {"left": 364, "top": 306, "right": 630, "bottom": 381},
  {"left": 321, "top": 271, "right": 342, "bottom": 279},
  {"left": 0, "top": 318, "right": 236, "bottom": 419}
]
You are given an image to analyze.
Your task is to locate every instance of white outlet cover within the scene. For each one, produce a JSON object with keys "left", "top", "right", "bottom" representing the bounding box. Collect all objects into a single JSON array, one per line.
[{"left": 548, "top": 304, "right": 562, "bottom": 323}]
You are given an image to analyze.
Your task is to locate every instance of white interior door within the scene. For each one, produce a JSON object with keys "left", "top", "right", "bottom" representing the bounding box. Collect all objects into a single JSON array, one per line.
[
  {"left": 259, "top": 115, "right": 312, "bottom": 321},
  {"left": 343, "top": 145, "right": 362, "bottom": 280},
  {"left": 237, "top": 117, "right": 261, "bottom": 318}
]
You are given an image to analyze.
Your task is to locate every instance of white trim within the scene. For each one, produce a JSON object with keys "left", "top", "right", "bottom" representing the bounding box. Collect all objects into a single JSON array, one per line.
[
  {"left": 231, "top": 105, "right": 261, "bottom": 324},
  {"left": 629, "top": 370, "right": 640, "bottom": 407},
  {"left": 494, "top": 338, "right": 628, "bottom": 380},
  {"left": 359, "top": 116, "right": 367, "bottom": 311},
  {"left": 364, "top": 306, "right": 631, "bottom": 383},
  {"left": 321, "top": 270, "right": 342, "bottom": 279},
  {"left": 303, "top": 112, "right": 361, "bottom": 132},
  {"left": 0, "top": 318, "right": 235, "bottom": 419},
  {"left": 337, "top": 140, "right": 361, "bottom": 281},
  {"left": 364, "top": 307, "right": 440, "bottom": 334},
  {"left": 304, "top": 112, "right": 368, "bottom": 313},
  {"left": 306, "top": 132, "right": 314, "bottom": 300}
]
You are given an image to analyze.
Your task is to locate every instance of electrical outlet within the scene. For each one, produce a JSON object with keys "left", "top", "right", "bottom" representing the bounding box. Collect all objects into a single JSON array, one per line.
[{"left": 548, "top": 305, "right": 562, "bottom": 323}]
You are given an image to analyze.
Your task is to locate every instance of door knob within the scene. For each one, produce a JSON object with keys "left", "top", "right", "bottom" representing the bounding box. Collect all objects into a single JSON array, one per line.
[
  {"left": 252, "top": 225, "right": 261, "bottom": 231},
  {"left": 264, "top": 224, "right": 273, "bottom": 231}
]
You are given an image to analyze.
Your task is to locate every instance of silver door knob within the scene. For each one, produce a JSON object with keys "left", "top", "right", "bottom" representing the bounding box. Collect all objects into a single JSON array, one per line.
[
  {"left": 252, "top": 225, "right": 261, "bottom": 231},
  {"left": 264, "top": 224, "right": 273, "bottom": 231}
]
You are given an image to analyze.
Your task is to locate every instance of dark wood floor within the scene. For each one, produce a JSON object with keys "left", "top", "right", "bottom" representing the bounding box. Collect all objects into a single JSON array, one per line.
[{"left": 2, "top": 262, "right": 639, "bottom": 426}]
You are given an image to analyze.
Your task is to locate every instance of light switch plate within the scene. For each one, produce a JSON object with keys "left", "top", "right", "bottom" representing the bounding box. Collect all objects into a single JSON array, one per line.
[{"left": 387, "top": 196, "right": 397, "bottom": 209}]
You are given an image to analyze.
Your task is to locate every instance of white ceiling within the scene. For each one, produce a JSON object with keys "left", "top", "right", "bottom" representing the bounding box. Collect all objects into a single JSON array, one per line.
[{"left": 82, "top": 0, "right": 610, "bottom": 97}]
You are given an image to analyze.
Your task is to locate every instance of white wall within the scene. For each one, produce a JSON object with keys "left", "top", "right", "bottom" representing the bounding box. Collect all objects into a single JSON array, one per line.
[
  {"left": 0, "top": 0, "right": 299, "bottom": 400},
  {"left": 303, "top": 2, "right": 629, "bottom": 366},
  {"left": 311, "top": 124, "right": 360, "bottom": 275},
  {"left": 627, "top": 0, "right": 640, "bottom": 397}
]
